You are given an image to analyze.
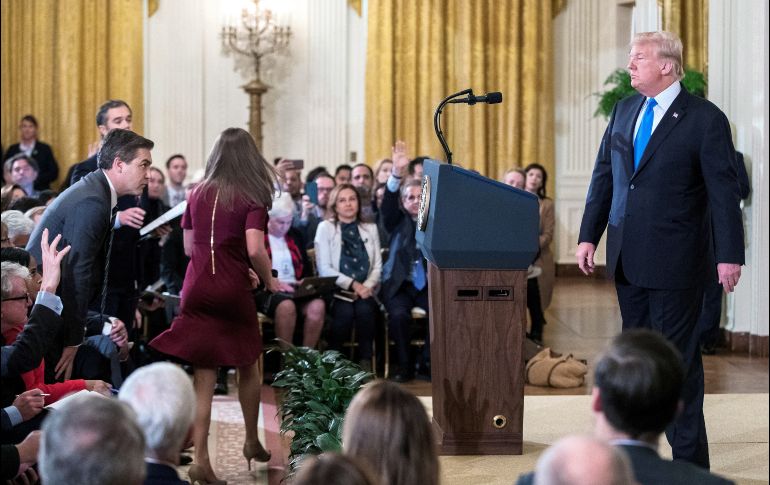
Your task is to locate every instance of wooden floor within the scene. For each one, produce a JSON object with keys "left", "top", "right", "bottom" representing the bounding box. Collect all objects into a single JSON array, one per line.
[{"left": 402, "top": 276, "right": 769, "bottom": 397}]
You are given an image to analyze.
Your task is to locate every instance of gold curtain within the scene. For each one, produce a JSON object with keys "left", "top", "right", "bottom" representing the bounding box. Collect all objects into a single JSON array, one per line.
[
  {"left": 1, "top": 0, "right": 143, "bottom": 189},
  {"left": 365, "top": 0, "right": 556, "bottom": 190},
  {"left": 660, "top": 0, "right": 708, "bottom": 73}
]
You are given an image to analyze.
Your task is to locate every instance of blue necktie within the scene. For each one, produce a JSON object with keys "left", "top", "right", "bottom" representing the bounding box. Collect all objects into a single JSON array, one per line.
[
  {"left": 412, "top": 259, "right": 426, "bottom": 291},
  {"left": 634, "top": 98, "right": 657, "bottom": 170}
]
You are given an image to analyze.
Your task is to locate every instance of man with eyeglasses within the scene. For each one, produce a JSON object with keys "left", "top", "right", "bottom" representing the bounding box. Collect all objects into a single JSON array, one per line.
[{"left": 379, "top": 141, "right": 430, "bottom": 383}]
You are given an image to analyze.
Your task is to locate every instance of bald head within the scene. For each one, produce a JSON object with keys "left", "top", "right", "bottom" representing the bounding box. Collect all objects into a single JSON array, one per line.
[{"left": 534, "top": 435, "right": 636, "bottom": 485}]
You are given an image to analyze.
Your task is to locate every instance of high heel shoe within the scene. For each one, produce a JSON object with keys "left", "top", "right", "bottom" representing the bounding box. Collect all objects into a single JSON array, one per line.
[
  {"left": 243, "top": 440, "right": 271, "bottom": 470},
  {"left": 188, "top": 464, "right": 227, "bottom": 485}
]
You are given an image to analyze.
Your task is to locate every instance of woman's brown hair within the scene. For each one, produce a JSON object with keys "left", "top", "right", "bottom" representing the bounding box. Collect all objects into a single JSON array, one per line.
[
  {"left": 325, "top": 183, "right": 362, "bottom": 223},
  {"left": 199, "top": 127, "right": 278, "bottom": 207},
  {"left": 343, "top": 380, "right": 439, "bottom": 485}
]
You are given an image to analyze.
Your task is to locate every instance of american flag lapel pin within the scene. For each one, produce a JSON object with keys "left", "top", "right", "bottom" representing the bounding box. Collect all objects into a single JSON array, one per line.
[{"left": 672, "top": 112, "right": 679, "bottom": 118}]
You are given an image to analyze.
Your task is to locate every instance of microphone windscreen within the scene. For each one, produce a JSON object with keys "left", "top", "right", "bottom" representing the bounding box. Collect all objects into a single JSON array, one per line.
[{"left": 486, "top": 92, "right": 503, "bottom": 104}]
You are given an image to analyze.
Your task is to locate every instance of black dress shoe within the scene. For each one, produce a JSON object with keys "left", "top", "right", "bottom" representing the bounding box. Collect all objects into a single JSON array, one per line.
[
  {"left": 179, "top": 454, "right": 193, "bottom": 466},
  {"left": 701, "top": 345, "right": 717, "bottom": 355},
  {"left": 526, "top": 333, "right": 543, "bottom": 346}
]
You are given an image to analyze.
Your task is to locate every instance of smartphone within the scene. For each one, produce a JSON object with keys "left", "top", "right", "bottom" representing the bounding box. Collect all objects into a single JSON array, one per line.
[
  {"left": 305, "top": 181, "right": 318, "bottom": 205},
  {"left": 288, "top": 159, "right": 304, "bottom": 170}
]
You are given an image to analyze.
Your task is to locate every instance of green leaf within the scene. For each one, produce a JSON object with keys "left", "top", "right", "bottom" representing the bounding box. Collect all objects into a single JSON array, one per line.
[{"left": 315, "top": 432, "right": 342, "bottom": 452}]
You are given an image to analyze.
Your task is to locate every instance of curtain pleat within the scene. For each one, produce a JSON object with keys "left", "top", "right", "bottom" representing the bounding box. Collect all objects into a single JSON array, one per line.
[
  {"left": 1, "top": 0, "right": 143, "bottom": 189},
  {"left": 661, "top": 0, "right": 708, "bottom": 73},
  {"left": 365, "top": 0, "right": 556, "bottom": 192}
]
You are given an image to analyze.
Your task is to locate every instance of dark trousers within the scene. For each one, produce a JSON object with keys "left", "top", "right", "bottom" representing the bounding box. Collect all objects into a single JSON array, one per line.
[
  {"left": 329, "top": 297, "right": 377, "bottom": 360},
  {"left": 103, "top": 287, "right": 139, "bottom": 340},
  {"left": 526, "top": 277, "right": 546, "bottom": 340},
  {"left": 615, "top": 263, "right": 708, "bottom": 469},
  {"left": 385, "top": 282, "right": 429, "bottom": 369},
  {"left": 697, "top": 279, "right": 723, "bottom": 349}
]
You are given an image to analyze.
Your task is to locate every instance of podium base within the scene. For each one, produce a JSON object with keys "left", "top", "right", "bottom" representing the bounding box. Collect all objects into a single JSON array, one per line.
[{"left": 433, "top": 418, "right": 523, "bottom": 455}]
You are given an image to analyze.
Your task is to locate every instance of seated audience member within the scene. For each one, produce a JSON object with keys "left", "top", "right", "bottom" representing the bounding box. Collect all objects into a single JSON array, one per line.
[
  {"left": 2, "top": 255, "right": 112, "bottom": 410},
  {"left": 2, "top": 115, "right": 59, "bottom": 191},
  {"left": 297, "top": 172, "right": 335, "bottom": 248},
  {"left": 517, "top": 329, "right": 735, "bottom": 485},
  {"left": 1, "top": 231, "right": 69, "bottom": 443},
  {"left": 36, "top": 189, "right": 58, "bottom": 206},
  {"left": 24, "top": 205, "right": 47, "bottom": 225},
  {"left": 7, "top": 153, "right": 41, "bottom": 198},
  {"left": 407, "top": 156, "right": 427, "bottom": 182},
  {"left": 373, "top": 158, "right": 393, "bottom": 185},
  {"left": 1, "top": 430, "right": 40, "bottom": 481},
  {"left": 335, "top": 164, "right": 352, "bottom": 185},
  {"left": 39, "top": 392, "right": 146, "bottom": 485},
  {"left": 119, "top": 362, "right": 195, "bottom": 485},
  {"left": 1, "top": 210, "right": 35, "bottom": 248},
  {"left": 0, "top": 222, "right": 10, "bottom": 248},
  {"left": 256, "top": 193, "right": 325, "bottom": 349},
  {"left": 2, "top": 159, "right": 13, "bottom": 186},
  {"left": 280, "top": 159, "right": 304, "bottom": 216},
  {"left": 0, "top": 183, "right": 27, "bottom": 212},
  {"left": 314, "top": 184, "right": 382, "bottom": 371},
  {"left": 305, "top": 166, "right": 329, "bottom": 184},
  {"left": 159, "top": 184, "right": 194, "bottom": 326},
  {"left": 343, "top": 380, "right": 438, "bottom": 485},
  {"left": 524, "top": 435, "right": 637, "bottom": 485},
  {"left": 502, "top": 167, "right": 526, "bottom": 190},
  {"left": 373, "top": 183, "right": 386, "bottom": 211},
  {"left": 294, "top": 453, "right": 378, "bottom": 485},
  {"left": 164, "top": 154, "right": 188, "bottom": 208},
  {"left": 1, "top": 229, "right": 68, "bottom": 378},
  {"left": 351, "top": 163, "right": 376, "bottom": 222},
  {"left": 8, "top": 196, "right": 42, "bottom": 214},
  {"left": 380, "top": 141, "right": 429, "bottom": 382}
]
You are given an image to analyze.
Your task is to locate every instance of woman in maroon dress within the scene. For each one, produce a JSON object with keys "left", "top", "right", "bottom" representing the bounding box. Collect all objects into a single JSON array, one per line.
[{"left": 150, "top": 127, "right": 280, "bottom": 484}]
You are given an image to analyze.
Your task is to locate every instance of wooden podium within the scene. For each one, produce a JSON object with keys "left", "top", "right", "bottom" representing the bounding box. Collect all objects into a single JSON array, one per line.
[
  {"left": 428, "top": 265, "right": 527, "bottom": 454},
  {"left": 415, "top": 160, "right": 539, "bottom": 455}
]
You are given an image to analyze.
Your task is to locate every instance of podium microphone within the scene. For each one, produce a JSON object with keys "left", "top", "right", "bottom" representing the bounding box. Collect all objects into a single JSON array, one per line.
[
  {"left": 434, "top": 88, "right": 503, "bottom": 165},
  {"left": 447, "top": 91, "right": 503, "bottom": 105}
]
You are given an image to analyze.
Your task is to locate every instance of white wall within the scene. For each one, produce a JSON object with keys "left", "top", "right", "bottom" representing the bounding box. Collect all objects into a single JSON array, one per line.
[
  {"left": 709, "top": 0, "right": 769, "bottom": 337},
  {"left": 144, "top": 0, "right": 366, "bottom": 178},
  {"left": 553, "top": 0, "right": 637, "bottom": 267}
]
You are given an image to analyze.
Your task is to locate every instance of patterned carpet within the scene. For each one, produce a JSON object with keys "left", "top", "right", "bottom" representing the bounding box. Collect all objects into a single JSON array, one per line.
[{"left": 180, "top": 390, "right": 769, "bottom": 485}]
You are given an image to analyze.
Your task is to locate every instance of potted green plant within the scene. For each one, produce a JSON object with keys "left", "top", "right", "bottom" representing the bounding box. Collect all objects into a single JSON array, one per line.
[
  {"left": 593, "top": 67, "right": 706, "bottom": 119},
  {"left": 272, "top": 345, "right": 373, "bottom": 476}
]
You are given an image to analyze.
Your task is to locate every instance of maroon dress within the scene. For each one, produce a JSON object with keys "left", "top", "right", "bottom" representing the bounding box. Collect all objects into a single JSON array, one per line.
[{"left": 150, "top": 185, "right": 267, "bottom": 367}]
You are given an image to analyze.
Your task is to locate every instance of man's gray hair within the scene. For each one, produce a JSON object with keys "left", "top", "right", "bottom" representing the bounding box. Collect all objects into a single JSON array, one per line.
[
  {"left": 0, "top": 210, "right": 35, "bottom": 238},
  {"left": 119, "top": 362, "right": 196, "bottom": 461},
  {"left": 1, "top": 261, "right": 30, "bottom": 299},
  {"left": 534, "top": 435, "right": 636, "bottom": 485},
  {"left": 39, "top": 393, "right": 146, "bottom": 485}
]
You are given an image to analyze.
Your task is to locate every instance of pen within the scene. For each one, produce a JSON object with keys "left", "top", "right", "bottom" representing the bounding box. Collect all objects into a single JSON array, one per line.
[{"left": 15, "top": 393, "right": 50, "bottom": 398}]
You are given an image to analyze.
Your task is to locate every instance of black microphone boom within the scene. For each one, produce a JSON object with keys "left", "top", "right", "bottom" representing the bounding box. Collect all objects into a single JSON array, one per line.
[
  {"left": 447, "top": 91, "right": 503, "bottom": 105},
  {"left": 433, "top": 89, "right": 503, "bottom": 165}
]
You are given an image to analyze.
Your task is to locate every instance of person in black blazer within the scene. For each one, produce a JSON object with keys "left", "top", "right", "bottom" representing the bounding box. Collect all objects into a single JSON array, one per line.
[
  {"left": 576, "top": 31, "right": 744, "bottom": 469},
  {"left": 25, "top": 129, "right": 154, "bottom": 383},
  {"left": 380, "top": 143, "right": 429, "bottom": 382},
  {"left": 3, "top": 115, "right": 59, "bottom": 191},
  {"left": 516, "top": 330, "right": 734, "bottom": 485}
]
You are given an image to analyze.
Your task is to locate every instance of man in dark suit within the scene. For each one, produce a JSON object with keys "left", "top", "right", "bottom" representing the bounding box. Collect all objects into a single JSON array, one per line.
[
  {"left": 516, "top": 330, "right": 734, "bottom": 485},
  {"left": 576, "top": 31, "right": 744, "bottom": 469},
  {"left": 380, "top": 141, "right": 429, "bottom": 383},
  {"left": 26, "top": 129, "right": 154, "bottom": 382}
]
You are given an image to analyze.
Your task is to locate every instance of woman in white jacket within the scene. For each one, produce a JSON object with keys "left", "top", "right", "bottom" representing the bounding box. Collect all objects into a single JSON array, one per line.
[{"left": 314, "top": 183, "right": 382, "bottom": 371}]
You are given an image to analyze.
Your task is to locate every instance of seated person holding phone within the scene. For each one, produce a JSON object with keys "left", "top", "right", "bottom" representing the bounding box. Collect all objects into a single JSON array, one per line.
[{"left": 254, "top": 193, "right": 325, "bottom": 349}]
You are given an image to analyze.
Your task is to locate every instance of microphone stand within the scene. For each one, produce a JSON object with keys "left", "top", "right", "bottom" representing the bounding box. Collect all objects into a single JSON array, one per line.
[{"left": 433, "top": 88, "right": 472, "bottom": 165}]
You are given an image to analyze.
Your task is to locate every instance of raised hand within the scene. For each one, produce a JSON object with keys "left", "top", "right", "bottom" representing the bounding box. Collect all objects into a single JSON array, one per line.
[
  {"left": 39, "top": 228, "right": 71, "bottom": 294},
  {"left": 391, "top": 140, "right": 410, "bottom": 177}
]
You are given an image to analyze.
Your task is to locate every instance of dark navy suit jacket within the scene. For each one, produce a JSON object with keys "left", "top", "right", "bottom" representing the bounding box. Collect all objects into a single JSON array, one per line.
[
  {"left": 26, "top": 170, "right": 112, "bottom": 347},
  {"left": 578, "top": 85, "right": 744, "bottom": 289}
]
